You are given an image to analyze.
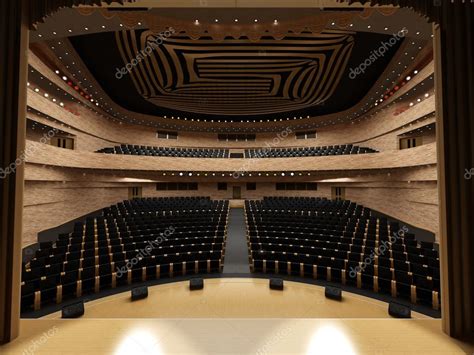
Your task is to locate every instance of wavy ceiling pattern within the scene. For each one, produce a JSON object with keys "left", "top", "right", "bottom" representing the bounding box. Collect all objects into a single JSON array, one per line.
[{"left": 116, "top": 31, "right": 355, "bottom": 116}]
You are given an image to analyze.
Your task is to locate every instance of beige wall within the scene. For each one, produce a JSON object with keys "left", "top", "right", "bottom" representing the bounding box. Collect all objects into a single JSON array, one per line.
[{"left": 22, "top": 48, "right": 439, "bottom": 247}]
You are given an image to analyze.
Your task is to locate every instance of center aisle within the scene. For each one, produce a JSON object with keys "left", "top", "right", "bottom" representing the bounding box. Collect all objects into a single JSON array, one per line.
[{"left": 223, "top": 207, "right": 251, "bottom": 274}]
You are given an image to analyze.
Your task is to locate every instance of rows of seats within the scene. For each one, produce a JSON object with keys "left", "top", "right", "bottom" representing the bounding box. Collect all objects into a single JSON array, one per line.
[
  {"left": 244, "top": 144, "right": 377, "bottom": 158},
  {"left": 21, "top": 197, "right": 229, "bottom": 312},
  {"left": 97, "top": 144, "right": 230, "bottom": 158},
  {"left": 246, "top": 197, "right": 441, "bottom": 310}
]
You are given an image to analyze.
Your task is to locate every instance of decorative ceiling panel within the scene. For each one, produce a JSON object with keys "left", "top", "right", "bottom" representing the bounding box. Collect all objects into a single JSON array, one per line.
[{"left": 116, "top": 31, "right": 355, "bottom": 116}]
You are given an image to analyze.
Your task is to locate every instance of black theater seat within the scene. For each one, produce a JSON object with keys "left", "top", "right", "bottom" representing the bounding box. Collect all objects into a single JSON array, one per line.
[
  {"left": 20, "top": 197, "right": 229, "bottom": 312},
  {"left": 246, "top": 197, "right": 441, "bottom": 310}
]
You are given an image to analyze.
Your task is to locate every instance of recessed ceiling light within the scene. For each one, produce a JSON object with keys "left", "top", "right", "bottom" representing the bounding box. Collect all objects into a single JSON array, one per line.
[
  {"left": 367, "top": 25, "right": 371, "bottom": 29},
  {"left": 406, "top": 76, "right": 411, "bottom": 81},
  {"left": 215, "top": 19, "right": 219, "bottom": 22},
  {"left": 194, "top": 19, "right": 199, "bottom": 25},
  {"left": 55, "top": 70, "right": 60, "bottom": 74},
  {"left": 234, "top": 19, "right": 238, "bottom": 22},
  {"left": 138, "top": 22, "right": 142, "bottom": 25},
  {"left": 101, "top": 25, "right": 105, "bottom": 29},
  {"left": 254, "top": 19, "right": 258, "bottom": 22},
  {"left": 274, "top": 19, "right": 278, "bottom": 24},
  {"left": 68, "top": 29, "right": 72, "bottom": 33},
  {"left": 34, "top": 88, "right": 39, "bottom": 92}
]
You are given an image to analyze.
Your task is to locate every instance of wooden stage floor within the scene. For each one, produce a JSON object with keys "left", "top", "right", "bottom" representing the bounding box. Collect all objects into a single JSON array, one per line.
[{"left": 2, "top": 278, "right": 472, "bottom": 354}]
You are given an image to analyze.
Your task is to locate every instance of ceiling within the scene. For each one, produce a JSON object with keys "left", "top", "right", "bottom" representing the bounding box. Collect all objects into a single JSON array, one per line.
[
  {"left": 30, "top": 6, "right": 432, "bottom": 129},
  {"left": 69, "top": 28, "right": 401, "bottom": 121}
]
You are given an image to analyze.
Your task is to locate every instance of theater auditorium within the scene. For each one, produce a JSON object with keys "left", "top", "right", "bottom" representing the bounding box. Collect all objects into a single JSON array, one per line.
[{"left": 0, "top": 0, "right": 473, "bottom": 354}]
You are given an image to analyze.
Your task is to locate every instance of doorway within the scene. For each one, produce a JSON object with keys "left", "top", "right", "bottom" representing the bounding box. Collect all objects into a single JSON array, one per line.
[{"left": 233, "top": 186, "right": 241, "bottom": 199}]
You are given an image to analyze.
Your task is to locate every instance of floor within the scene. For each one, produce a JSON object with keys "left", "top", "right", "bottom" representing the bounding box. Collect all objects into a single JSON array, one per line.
[
  {"left": 41, "top": 278, "right": 428, "bottom": 319},
  {"left": 222, "top": 208, "right": 250, "bottom": 274},
  {"left": 2, "top": 279, "right": 473, "bottom": 354}
]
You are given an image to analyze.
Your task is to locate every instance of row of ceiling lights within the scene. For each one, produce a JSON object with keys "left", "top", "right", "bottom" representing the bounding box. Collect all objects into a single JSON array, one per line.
[
  {"left": 165, "top": 171, "right": 310, "bottom": 177},
  {"left": 39, "top": 25, "right": 430, "bottom": 132},
  {"left": 374, "top": 70, "right": 419, "bottom": 106}
]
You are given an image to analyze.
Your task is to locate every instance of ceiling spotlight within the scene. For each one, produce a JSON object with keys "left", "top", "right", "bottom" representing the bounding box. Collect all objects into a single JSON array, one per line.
[
  {"left": 384, "top": 27, "right": 388, "bottom": 30},
  {"left": 44, "top": 93, "right": 49, "bottom": 97},
  {"left": 34, "top": 88, "right": 39, "bottom": 92},
  {"left": 425, "top": 93, "right": 429, "bottom": 97},
  {"left": 85, "top": 27, "right": 89, "bottom": 31},
  {"left": 119, "top": 23, "right": 123, "bottom": 27},
  {"left": 62, "top": 76, "right": 67, "bottom": 81},
  {"left": 52, "top": 31, "right": 57, "bottom": 35},
  {"left": 414, "top": 70, "right": 418, "bottom": 74},
  {"left": 406, "top": 76, "right": 411, "bottom": 81},
  {"left": 55, "top": 70, "right": 60, "bottom": 74},
  {"left": 274, "top": 19, "right": 278, "bottom": 24},
  {"left": 68, "top": 29, "right": 72, "bottom": 33},
  {"left": 138, "top": 22, "right": 142, "bottom": 26},
  {"left": 194, "top": 19, "right": 199, "bottom": 25},
  {"left": 331, "top": 22, "right": 335, "bottom": 26},
  {"left": 52, "top": 98, "right": 56, "bottom": 102},
  {"left": 234, "top": 19, "right": 238, "bottom": 22},
  {"left": 254, "top": 19, "right": 258, "bottom": 22},
  {"left": 367, "top": 25, "right": 371, "bottom": 29},
  {"left": 215, "top": 19, "right": 219, "bottom": 22},
  {"left": 409, "top": 102, "right": 414, "bottom": 107},
  {"left": 59, "top": 102, "right": 64, "bottom": 107}
]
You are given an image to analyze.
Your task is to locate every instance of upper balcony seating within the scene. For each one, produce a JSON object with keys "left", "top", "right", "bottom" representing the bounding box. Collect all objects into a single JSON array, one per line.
[
  {"left": 21, "top": 197, "right": 229, "bottom": 312},
  {"left": 246, "top": 197, "right": 441, "bottom": 310},
  {"left": 244, "top": 144, "right": 377, "bottom": 158},
  {"left": 97, "top": 144, "right": 230, "bottom": 158}
]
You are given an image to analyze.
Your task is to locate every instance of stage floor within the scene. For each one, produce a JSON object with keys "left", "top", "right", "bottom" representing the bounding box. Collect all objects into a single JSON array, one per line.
[
  {"left": 2, "top": 278, "right": 472, "bottom": 354},
  {"left": 42, "top": 278, "right": 429, "bottom": 319}
]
